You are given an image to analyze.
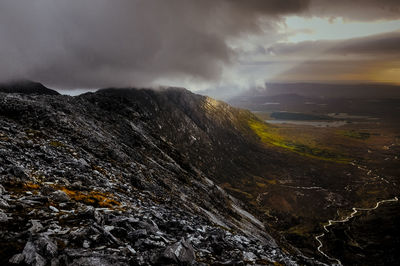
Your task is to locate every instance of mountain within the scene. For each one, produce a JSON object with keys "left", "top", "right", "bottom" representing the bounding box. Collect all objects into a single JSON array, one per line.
[
  {"left": 228, "top": 84, "right": 400, "bottom": 123},
  {"left": 251, "top": 83, "right": 400, "bottom": 99},
  {"left": 0, "top": 84, "right": 321, "bottom": 265},
  {"left": 0, "top": 80, "right": 60, "bottom": 95}
]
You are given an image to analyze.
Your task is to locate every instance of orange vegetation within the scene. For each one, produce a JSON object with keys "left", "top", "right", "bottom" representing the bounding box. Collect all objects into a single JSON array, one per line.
[
  {"left": 23, "top": 182, "right": 40, "bottom": 190},
  {"left": 58, "top": 187, "right": 120, "bottom": 208}
]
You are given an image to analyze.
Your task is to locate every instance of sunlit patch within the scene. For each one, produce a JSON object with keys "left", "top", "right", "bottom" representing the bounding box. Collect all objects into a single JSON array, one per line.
[
  {"left": 248, "top": 118, "right": 350, "bottom": 163},
  {"left": 282, "top": 16, "right": 400, "bottom": 43},
  {"left": 371, "top": 67, "right": 400, "bottom": 84}
]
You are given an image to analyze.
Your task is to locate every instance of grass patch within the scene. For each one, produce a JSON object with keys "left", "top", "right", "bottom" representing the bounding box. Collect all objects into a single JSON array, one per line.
[
  {"left": 270, "top": 112, "right": 333, "bottom": 121},
  {"left": 248, "top": 119, "right": 349, "bottom": 163},
  {"left": 340, "top": 130, "right": 370, "bottom": 140},
  {"left": 248, "top": 118, "right": 285, "bottom": 147}
]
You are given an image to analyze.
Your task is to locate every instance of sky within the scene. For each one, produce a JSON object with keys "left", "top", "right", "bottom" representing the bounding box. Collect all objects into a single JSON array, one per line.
[{"left": 0, "top": 0, "right": 400, "bottom": 93}]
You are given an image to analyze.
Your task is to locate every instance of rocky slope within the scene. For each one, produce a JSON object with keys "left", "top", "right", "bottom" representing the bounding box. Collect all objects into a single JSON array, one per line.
[{"left": 0, "top": 83, "right": 320, "bottom": 265}]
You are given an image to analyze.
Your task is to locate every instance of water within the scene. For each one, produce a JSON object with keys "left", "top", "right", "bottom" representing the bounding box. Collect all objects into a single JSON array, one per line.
[
  {"left": 263, "top": 102, "right": 280, "bottom": 105},
  {"left": 266, "top": 120, "right": 348, "bottom": 127}
]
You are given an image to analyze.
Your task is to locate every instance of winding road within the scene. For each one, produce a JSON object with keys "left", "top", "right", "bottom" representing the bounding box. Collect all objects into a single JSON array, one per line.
[
  {"left": 315, "top": 157, "right": 399, "bottom": 265},
  {"left": 315, "top": 196, "right": 399, "bottom": 265}
]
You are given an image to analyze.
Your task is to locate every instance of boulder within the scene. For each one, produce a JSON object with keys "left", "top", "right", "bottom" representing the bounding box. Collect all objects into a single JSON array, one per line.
[
  {"left": 8, "top": 165, "right": 28, "bottom": 179},
  {"left": 0, "top": 198, "right": 9, "bottom": 208},
  {"left": 9, "top": 253, "right": 25, "bottom": 264},
  {"left": 161, "top": 238, "right": 195, "bottom": 265},
  {"left": 29, "top": 220, "right": 44, "bottom": 234},
  {"left": 22, "top": 241, "right": 46, "bottom": 266},
  {"left": 50, "top": 190, "right": 70, "bottom": 202},
  {"left": 36, "top": 236, "right": 58, "bottom": 257},
  {"left": 0, "top": 211, "right": 10, "bottom": 222}
]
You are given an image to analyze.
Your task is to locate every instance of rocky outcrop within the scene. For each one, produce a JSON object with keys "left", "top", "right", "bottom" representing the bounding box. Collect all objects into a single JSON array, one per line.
[{"left": 0, "top": 85, "right": 319, "bottom": 265}]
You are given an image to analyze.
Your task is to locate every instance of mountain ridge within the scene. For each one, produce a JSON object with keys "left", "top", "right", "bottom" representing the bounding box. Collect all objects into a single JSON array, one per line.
[
  {"left": 0, "top": 83, "right": 320, "bottom": 265},
  {"left": 0, "top": 80, "right": 59, "bottom": 96}
]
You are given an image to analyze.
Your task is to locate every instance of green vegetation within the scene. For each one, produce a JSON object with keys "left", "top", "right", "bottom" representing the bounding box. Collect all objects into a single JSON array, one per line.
[
  {"left": 270, "top": 112, "right": 333, "bottom": 121},
  {"left": 248, "top": 118, "right": 349, "bottom": 163},
  {"left": 340, "top": 130, "right": 370, "bottom": 140},
  {"left": 248, "top": 118, "right": 285, "bottom": 146}
]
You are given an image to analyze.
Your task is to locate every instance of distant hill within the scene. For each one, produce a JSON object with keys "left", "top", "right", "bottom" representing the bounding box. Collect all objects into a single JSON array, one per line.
[
  {"left": 228, "top": 83, "right": 400, "bottom": 120},
  {"left": 253, "top": 83, "right": 400, "bottom": 99},
  {"left": 0, "top": 80, "right": 59, "bottom": 95}
]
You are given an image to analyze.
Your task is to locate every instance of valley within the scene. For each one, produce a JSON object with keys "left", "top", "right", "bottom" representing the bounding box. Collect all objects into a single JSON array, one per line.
[{"left": 228, "top": 90, "right": 400, "bottom": 264}]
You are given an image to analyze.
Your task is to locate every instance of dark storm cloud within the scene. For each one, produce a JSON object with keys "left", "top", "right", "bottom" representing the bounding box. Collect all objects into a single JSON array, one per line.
[
  {"left": 331, "top": 31, "right": 400, "bottom": 56},
  {"left": 0, "top": 0, "right": 399, "bottom": 89},
  {"left": 0, "top": 0, "right": 310, "bottom": 89}
]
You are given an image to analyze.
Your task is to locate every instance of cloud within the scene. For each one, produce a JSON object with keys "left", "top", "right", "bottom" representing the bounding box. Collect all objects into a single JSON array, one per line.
[
  {"left": 265, "top": 31, "right": 400, "bottom": 83},
  {"left": 267, "top": 31, "right": 400, "bottom": 58},
  {"left": 0, "top": 0, "right": 310, "bottom": 89},
  {"left": 308, "top": 0, "right": 400, "bottom": 21},
  {"left": 330, "top": 31, "right": 400, "bottom": 56},
  {"left": 0, "top": 0, "right": 399, "bottom": 90}
]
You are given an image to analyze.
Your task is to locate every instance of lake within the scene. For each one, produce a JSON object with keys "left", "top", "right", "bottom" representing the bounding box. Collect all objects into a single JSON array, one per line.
[{"left": 266, "top": 120, "right": 348, "bottom": 127}]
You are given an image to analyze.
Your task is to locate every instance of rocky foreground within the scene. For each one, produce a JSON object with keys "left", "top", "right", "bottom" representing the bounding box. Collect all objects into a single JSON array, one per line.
[{"left": 0, "top": 83, "right": 320, "bottom": 265}]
